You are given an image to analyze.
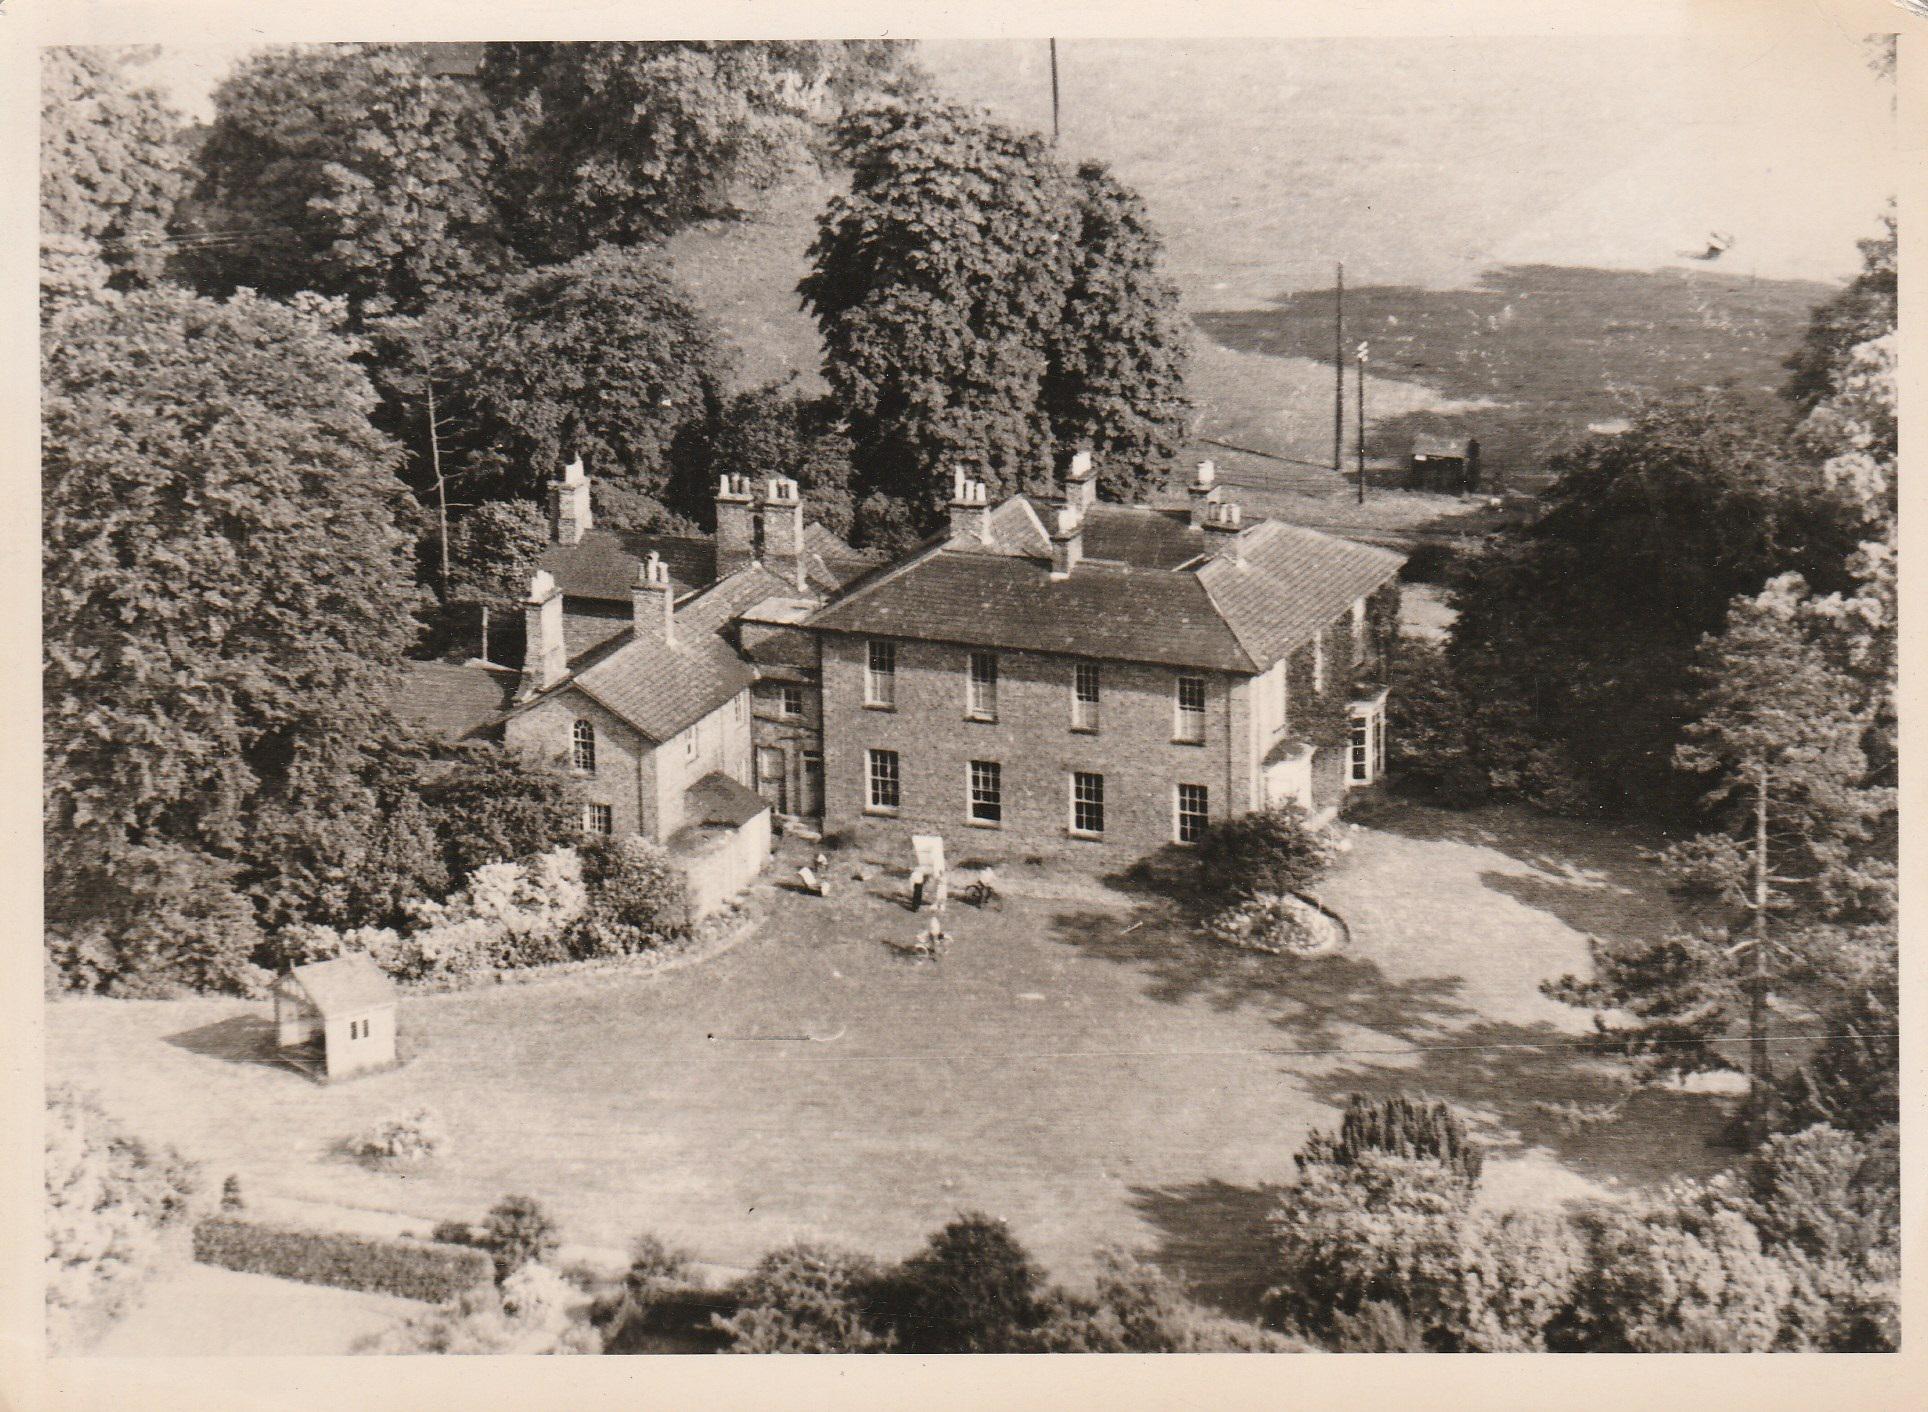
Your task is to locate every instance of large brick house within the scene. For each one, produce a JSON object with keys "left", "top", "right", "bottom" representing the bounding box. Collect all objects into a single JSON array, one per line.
[
  {"left": 399, "top": 453, "right": 1402, "bottom": 897},
  {"left": 805, "top": 456, "right": 1404, "bottom": 860}
]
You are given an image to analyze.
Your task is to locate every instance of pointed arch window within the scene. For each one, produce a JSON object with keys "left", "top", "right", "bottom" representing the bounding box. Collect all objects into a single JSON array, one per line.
[{"left": 572, "top": 719, "right": 597, "bottom": 774}]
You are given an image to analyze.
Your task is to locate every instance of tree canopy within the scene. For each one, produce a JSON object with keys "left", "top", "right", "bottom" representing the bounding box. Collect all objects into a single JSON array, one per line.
[
  {"left": 187, "top": 44, "right": 520, "bottom": 318},
  {"left": 40, "top": 47, "right": 187, "bottom": 310},
  {"left": 481, "top": 41, "right": 922, "bottom": 261}
]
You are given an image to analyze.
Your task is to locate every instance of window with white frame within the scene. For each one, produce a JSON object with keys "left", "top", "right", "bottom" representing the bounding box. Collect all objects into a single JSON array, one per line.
[
  {"left": 1174, "top": 675, "right": 1206, "bottom": 743},
  {"left": 1347, "top": 696, "right": 1388, "bottom": 786},
  {"left": 968, "top": 760, "right": 1002, "bottom": 823},
  {"left": 781, "top": 684, "right": 805, "bottom": 718},
  {"left": 967, "top": 651, "right": 998, "bottom": 720},
  {"left": 865, "top": 639, "right": 896, "bottom": 707},
  {"left": 1278, "top": 661, "right": 1290, "bottom": 733},
  {"left": 1351, "top": 596, "right": 1368, "bottom": 663},
  {"left": 867, "top": 748, "right": 900, "bottom": 812},
  {"left": 1311, "top": 632, "right": 1325, "bottom": 694},
  {"left": 572, "top": 718, "right": 596, "bottom": 774},
  {"left": 1070, "top": 771, "right": 1105, "bottom": 836},
  {"left": 1073, "top": 661, "right": 1101, "bottom": 731},
  {"left": 584, "top": 802, "right": 614, "bottom": 835},
  {"left": 1175, "top": 784, "right": 1210, "bottom": 844}
]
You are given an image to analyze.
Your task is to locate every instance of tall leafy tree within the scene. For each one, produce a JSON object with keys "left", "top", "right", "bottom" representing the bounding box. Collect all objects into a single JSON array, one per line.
[
  {"left": 419, "top": 244, "right": 734, "bottom": 503},
  {"left": 1044, "top": 161, "right": 1192, "bottom": 501},
  {"left": 43, "top": 288, "right": 423, "bottom": 981},
  {"left": 1448, "top": 394, "right": 1861, "bottom": 816},
  {"left": 678, "top": 381, "right": 859, "bottom": 537},
  {"left": 481, "top": 41, "right": 920, "bottom": 261},
  {"left": 447, "top": 501, "right": 551, "bottom": 663},
  {"left": 1783, "top": 209, "right": 1894, "bottom": 416},
  {"left": 40, "top": 46, "right": 187, "bottom": 310},
  {"left": 187, "top": 44, "right": 519, "bottom": 318},
  {"left": 802, "top": 100, "right": 1080, "bottom": 522}
]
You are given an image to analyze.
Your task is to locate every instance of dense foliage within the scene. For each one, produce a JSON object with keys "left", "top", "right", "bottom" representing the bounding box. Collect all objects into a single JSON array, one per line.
[
  {"left": 481, "top": 41, "right": 920, "bottom": 261},
  {"left": 186, "top": 44, "right": 520, "bottom": 318},
  {"left": 1194, "top": 805, "right": 1338, "bottom": 904},
  {"left": 193, "top": 1216, "right": 494, "bottom": 1303},
  {"left": 46, "top": 1089, "right": 200, "bottom": 1351},
  {"left": 479, "top": 1194, "right": 562, "bottom": 1283},
  {"left": 714, "top": 1243, "right": 894, "bottom": 1353},
  {"left": 1783, "top": 210, "right": 1894, "bottom": 415},
  {"left": 445, "top": 500, "right": 551, "bottom": 662},
  {"left": 675, "top": 381, "right": 860, "bottom": 537},
  {"left": 41, "top": 47, "right": 186, "bottom": 310},
  {"left": 417, "top": 244, "right": 734, "bottom": 503},
  {"left": 422, "top": 744, "right": 585, "bottom": 887}
]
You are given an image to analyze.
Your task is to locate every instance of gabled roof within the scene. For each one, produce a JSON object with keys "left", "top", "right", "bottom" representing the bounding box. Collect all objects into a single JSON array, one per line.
[
  {"left": 395, "top": 661, "right": 519, "bottom": 743},
  {"left": 805, "top": 499, "right": 1403, "bottom": 675},
  {"left": 278, "top": 953, "right": 395, "bottom": 1015}
]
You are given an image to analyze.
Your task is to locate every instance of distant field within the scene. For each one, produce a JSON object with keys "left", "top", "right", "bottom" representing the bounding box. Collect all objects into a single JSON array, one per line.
[{"left": 662, "top": 35, "right": 1885, "bottom": 500}]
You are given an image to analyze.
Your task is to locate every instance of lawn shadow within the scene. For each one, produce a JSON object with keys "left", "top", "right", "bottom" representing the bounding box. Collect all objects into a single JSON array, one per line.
[
  {"left": 1051, "top": 906, "right": 1473, "bottom": 1048},
  {"left": 1348, "top": 795, "right": 1669, "bottom": 880},
  {"left": 1193, "top": 263, "right": 1831, "bottom": 483},
  {"left": 1301, "top": 1019, "right": 1740, "bottom": 1191},
  {"left": 1478, "top": 870, "right": 1665, "bottom": 947},
  {"left": 1127, "top": 1178, "right": 1283, "bottom": 1324},
  {"left": 162, "top": 1014, "right": 286, "bottom": 1071}
]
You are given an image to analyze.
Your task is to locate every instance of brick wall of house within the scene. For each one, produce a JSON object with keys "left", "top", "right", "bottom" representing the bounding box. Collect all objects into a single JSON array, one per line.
[
  {"left": 750, "top": 677, "right": 822, "bottom": 817},
  {"left": 818, "top": 632, "right": 1243, "bottom": 861},
  {"left": 505, "top": 691, "right": 658, "bottom": 839}
]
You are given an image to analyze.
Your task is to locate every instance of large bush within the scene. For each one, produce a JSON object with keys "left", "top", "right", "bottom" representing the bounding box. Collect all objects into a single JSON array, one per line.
[
  {"left": 1193, "top": 805, "right": 1337, "bottom": 904},
  {"left": 423, "top": 744, "right": 583, "bottom": 887},
  {"left": 363, "top": 1263, "right": 601, "bottom": 1354},
  {"left": 1297, "top": 1094, "right": 1485, "bottom": 1187},
  {"left": 385, "top": 848, "right": 588, "bottom": 981},
  {"left": 573, "top": 835, "right": 693, "bottom": 958},
  {"left": 478, "top": 1194, "right": 561, "bottom": 1283},
  {"left": 715, "top": 1242, "right": 893, "bottom": 1353},
  {"left": 1030, "top": 1249, "right": 1300, "bottom": 1353},
  {"left": 879, "top": 1212, "right": 1049, "bottom": 1354},
  {"left": 45, "top": 1090, "right": 200, "bottom": 1351},
  {"left": 192, "top": 1217, "right": 492, "bottom": 1302}
]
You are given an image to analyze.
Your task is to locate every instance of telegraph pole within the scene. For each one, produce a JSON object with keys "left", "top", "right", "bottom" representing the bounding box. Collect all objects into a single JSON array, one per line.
[
  {"left": 1049, "top": 40, "right": 1061, "bottom": 142},
  {"left": 1332, "top": 262, "right": 1345, "bottom": 476},
  {"left": 1356, "top": 340, "right": 1369, "bottom": 503}
]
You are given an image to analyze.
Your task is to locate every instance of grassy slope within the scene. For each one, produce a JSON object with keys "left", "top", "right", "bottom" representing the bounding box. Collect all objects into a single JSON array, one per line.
[{"left": 665, "top": 36, "right": 1885, "bottom": 515}]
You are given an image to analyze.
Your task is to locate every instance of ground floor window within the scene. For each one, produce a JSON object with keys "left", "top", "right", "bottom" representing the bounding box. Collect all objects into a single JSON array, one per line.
[
  {"left": 867, "top": 748, "right": 900, "bottom": 813},
  {"left": 1348, "top": 694, "right": 1388, "bottom": 786},
  {"left": 1071, "top": 771, "right": 1105, "bottom": 836},
  {"left": 969, "top": 760, "right": 1002, "bottom": 824},
  {"left": 584, "top": 802, "right": 614, "bottom": 834},
  {"left": 1175, "top": 783, "right": 1210, "bottom": 843}
]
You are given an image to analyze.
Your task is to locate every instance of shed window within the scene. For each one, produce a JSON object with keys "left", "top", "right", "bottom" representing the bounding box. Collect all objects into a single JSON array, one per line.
[
  {"left": 572, "top": 719, "right": 596, "bottom": 774},
  {"left": 865, "top": 640, "right": 896, "bottom": 707},
  {"left": 967, "top": 651, "right": 998, "bottom": 720},
  {"left": 867, "top": 749, "right": 900, "bottom": 813},
  {"left": 1175, "top": 676, "right": 1206, "bottom": 743},
  {"left": 1073, "top": 662, "right": 1101, "bottom": 731}
]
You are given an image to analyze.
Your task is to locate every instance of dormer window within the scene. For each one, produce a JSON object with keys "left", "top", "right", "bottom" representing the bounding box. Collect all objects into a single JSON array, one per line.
[{"left": 572, "top": 719, "right": 596, "bottom": 774}]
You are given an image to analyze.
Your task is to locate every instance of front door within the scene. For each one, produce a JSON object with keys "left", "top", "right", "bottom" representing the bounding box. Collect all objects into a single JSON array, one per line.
[
  {"left": 800, "top": 749, "right": 823, "bottom": 818},
  {"left": 757, "top": 746, "right": 787, "bottom": 814}
]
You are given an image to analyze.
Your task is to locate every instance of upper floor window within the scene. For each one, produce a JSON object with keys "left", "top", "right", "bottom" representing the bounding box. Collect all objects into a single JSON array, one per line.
[
  {"left": 1278, "top": 662, "right": 1290, "bottom": 734},
  {"left": 967, "top": 651, "right": 999, "bottom": 720},
  {"left": 1175, "top": 675, "right": 1206, "bottom": 743},
  {"left": 1073, "top": 661, "right": 1101, "bottom": 732},
  {"left": 1071, "top": 771, "right": 1105, "bottom": 836},
  {"left": 1351, "top": 597, "right": 1368, "bottom": 663},
  {"left": 781, "top": 684, "right": 805, "bottom": 718},
  {"left": 867, "top": 748, "right": 901, "bottom": 813},
  {"left": 865, "top": 639, "right": 896, "bottom": 708},
  {"left": 572, "top": 719, "right": 597, "bottom": 774},
  {"left": 1311, "top": 632, "right": 1326, "bottom": 695}
]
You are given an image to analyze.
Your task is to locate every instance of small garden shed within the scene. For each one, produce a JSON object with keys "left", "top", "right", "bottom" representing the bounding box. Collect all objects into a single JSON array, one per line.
[{"left": 273, "top": 954, "right": 399, "bottom": 1080}]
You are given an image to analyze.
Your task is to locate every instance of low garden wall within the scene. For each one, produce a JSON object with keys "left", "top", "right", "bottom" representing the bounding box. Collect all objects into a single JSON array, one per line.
[{"left": 673, "top": 809, "right": 772, "bottom": 919}]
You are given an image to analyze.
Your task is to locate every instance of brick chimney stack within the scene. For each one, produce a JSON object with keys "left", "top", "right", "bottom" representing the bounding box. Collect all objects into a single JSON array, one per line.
[
  {"left": 1202, "top": 499, "right": 1245, "bottom": 561},
  {"left": 633, "top": 551, "right": 675, "bottom": 644},
  {"left": 518, "top": 569, "right": 566, "bottom": 699},
  {"left": 547, "top": 456, "right": 593, "bottom": 545},
  {"left": 947, "top": 470, "right": 991, "bottom": 546},
  {"left": 1049, "top": 503, "right": 1084, "bottom": 581},
  {"left": 1187, "top": 460, "right": 1220, "bottom": 528},
  {"left": 1064, "top": 449, "right": 1099, "bottom": 512},
  {"left": 762, "top": 476, "right": 807, "bottom": 591},
  {"left": 715, "top": 473, "right": 756, "bottom": 575}
]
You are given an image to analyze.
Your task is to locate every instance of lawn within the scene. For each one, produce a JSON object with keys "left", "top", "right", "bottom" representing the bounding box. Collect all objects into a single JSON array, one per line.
[
  {"left": 88, "top": 1264, "right": 420, "bottom": 1356},
  {"left": 48, "top": 800, "right": 1737, "bottom": 1321}
]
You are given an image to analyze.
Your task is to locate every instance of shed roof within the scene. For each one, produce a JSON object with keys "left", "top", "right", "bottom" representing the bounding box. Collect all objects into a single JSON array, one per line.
[
  {"left": 1412, "top": 434, "right": 1477, "bottom": 459},
  {"left": 279, "top": 954, "right": 395, "bottom": 1016},
  {"left": 685, "top": 771, "right": 770, "bottom": 828}
]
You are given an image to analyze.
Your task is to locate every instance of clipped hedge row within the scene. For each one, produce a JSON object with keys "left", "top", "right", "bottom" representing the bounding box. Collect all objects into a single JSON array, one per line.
[{"left": 192, "top": 1216, "right": 493, "bottom": 1303}]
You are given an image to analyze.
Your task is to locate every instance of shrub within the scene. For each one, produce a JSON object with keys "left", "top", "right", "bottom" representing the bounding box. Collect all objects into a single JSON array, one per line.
[
  {"left": 1205, "top": 892, "right": 1334, "bottom": 956},
  {"left": 343, "top": 1106, "right": 448, "bottom": 1168},
  {"left": 45, "top": 1089, "right": 201, "bottom": 1351},
  {"left": 387, "top": 848, "right": 588, "bottom": 981},
  {"left": 881, "top": 1212, "right": 1049, "bottom": 1354},
  {"left": 716, "top": 1242, "right": 893, "bottom": 1353},
  {"left": 364, "top": 1264, "right": 602, "bottom": 1355},
  {"left": 1455, "top": 1206, "right": 1587, "bottom": 1351},
  {"left": 1029, "top": 1249, "right": 1299, "bottom": 1352},
  {"left": 191, "top": 1217, "right": 493, "bottom": 1302},
  {"left": 1298, "top": 1094, "right": 1485, "bottom": 1187},
  {"left": 573, "top": 835, "right": 693, "bottom": 957},
  {"left": 1324, "top": 1300, "right": 1426, "bottom": 1352},
  {"left": 220, "top": 1175, "right": 246, "bottom": 1213},
  {"left": 479, "top": 1194, "right": 561, "bottom": 1282},
  {"left": 1194, "top": 805, "right": 1337, "bottom": 904},
  {"left": 1384, "top": 638, "right": 1491, "bottom": 807},
  {"left": 1398, "top": 540, "right": 1462, "bottom": 585}
]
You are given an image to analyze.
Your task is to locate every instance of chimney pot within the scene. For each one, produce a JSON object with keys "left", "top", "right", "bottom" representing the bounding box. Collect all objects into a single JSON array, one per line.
[
  {"left": 947, "top": 466, "right": 992, "bottom": 546},
  {"left": 547, "top": 458, "right": 594, "bottom": 545},
  {"left": 1187, "top": 460, "right": 1221, "bottom": 527},
  {"left": 1064, "top": 449, "right": 1099, "bottom": 510},
  {"left": 518, "top": 569, "right": 566, "bottom": 697},
  {"left": 634, "top": 552, "right": 675, "bottom": 643},
  {"left": 1049, "top": 503, "right": 1084, "bottom": 579}
]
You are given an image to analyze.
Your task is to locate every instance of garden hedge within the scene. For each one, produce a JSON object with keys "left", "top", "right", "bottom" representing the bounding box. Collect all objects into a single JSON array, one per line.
[{"left": 192, "top": 1216, "right": 493, "bottom": 1303}]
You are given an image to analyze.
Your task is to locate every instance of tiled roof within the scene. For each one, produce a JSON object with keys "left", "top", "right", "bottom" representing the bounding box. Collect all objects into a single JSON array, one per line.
[
  {"left": 395, "top": 661, "right": 519, "bottom": 742},
  {"left": 540, "top": 523, "right": 874, "bottom": 605},
  {"left": 685, "top": 771, "right": 769, "bottom": 828},
  {"left": 806, "top": 500, "right": 1403, "bottom": 675},
  {"left": 677, "top": 564, "right": 795, "bottom": 640},
  {"left": 279, "top": 954, "right": 395, "bottom": 1016},
  {"left": 1196, "top": 520, "right": 1404, "bottom": 668}
]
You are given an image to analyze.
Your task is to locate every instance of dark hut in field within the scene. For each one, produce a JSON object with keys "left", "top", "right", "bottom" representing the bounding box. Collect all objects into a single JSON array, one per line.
[{"left": 1408, "top": 434, "right": 1482, "bottom": 494}]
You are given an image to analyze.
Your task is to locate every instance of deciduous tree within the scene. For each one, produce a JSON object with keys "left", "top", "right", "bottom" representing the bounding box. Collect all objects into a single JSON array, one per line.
[{"left": 447, "top": 501, "right": 551, "bottom": 664}]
